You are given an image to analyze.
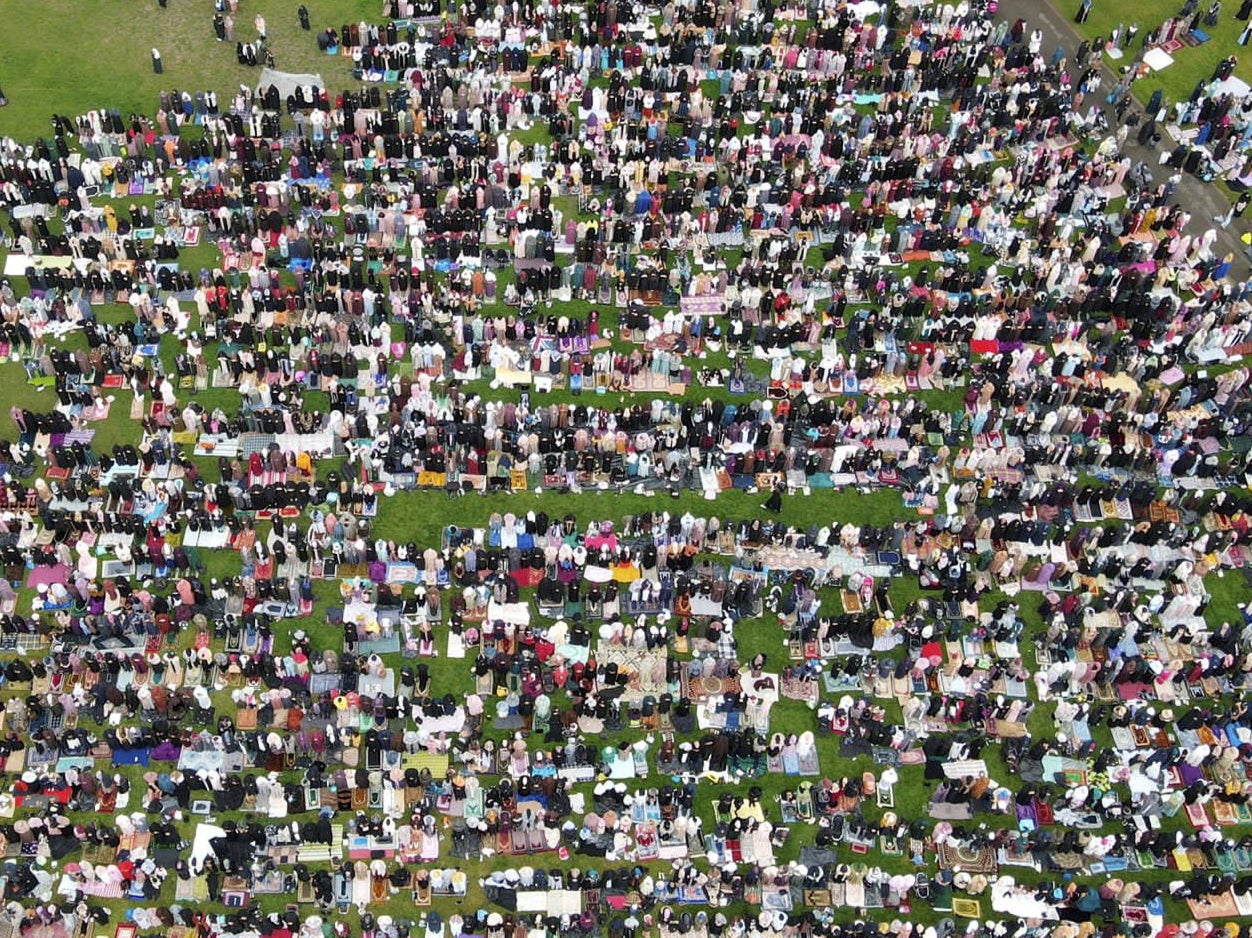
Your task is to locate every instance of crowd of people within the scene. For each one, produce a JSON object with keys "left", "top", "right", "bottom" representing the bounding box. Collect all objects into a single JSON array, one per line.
[{"left": 0, "top": 0, "right": 1250, "bottom": 938}]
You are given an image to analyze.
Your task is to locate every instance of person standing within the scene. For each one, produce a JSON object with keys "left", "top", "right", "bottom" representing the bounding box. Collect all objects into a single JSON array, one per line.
[
  {"left": 298, "top": 5, "right": 311, "bottom": 30},
  {"left": 761, "top": 481, "right": 783, "bottom": 513},
  {"left": 1114, "top": 93, "right": 1131, "bottom": 121},
  {"left": 1215, "top": 190, "right": 1251, "bottom": 226},
  {"left": 152, "top": 48, "right": 163, "bottom": 73},
  {"left": 224, "top": 13, "right": 234, "bottom": 41},
  {"left": 213, "top": 12, "right": 226, "bottom": 40},
  {"left": 1239, "top": 0, "right": 1252, "bottom": 19},
  {"left": 254, "top": 13, "right": 266, "bottom": 40},
  {"left": 1076, "top": 0, "right": 1093, "bottom": 23}
]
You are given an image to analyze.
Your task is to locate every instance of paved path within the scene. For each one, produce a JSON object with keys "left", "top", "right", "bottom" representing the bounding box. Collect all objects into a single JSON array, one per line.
[{"left": 994, "top": 0, "right": 1252, "bottom": 277}]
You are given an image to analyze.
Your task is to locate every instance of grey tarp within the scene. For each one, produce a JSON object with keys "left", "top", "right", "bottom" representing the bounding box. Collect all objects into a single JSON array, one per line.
[{"left": 256, "top": 68, "right": 325, "bottom": 100}]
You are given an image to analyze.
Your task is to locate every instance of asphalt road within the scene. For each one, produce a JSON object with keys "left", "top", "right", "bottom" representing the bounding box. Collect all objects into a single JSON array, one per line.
[{"left": 992, "top": 0, "right": 1252, "bottom": 278}]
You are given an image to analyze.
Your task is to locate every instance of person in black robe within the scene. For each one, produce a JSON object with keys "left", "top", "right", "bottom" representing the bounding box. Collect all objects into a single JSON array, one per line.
[{"left": 761, "top": 482, "right": 783, "bottom": 513}]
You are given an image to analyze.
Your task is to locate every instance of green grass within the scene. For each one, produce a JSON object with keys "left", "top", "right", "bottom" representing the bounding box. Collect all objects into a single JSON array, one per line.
[
  {"left": 1064, "top": 0, "right": 1251, "bottom": 111},
  {"left": 0, "top": 0, "right": 1240, "bottom": 932},
  {"left": 0, "top": 7, "right": 989, "bottom": 920},
  {"left": 0, "top": 0, "right": 379, "bottom": 144}
]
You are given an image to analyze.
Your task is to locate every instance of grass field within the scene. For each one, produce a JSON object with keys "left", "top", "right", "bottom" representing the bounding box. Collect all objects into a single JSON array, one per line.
[
  {"left": 1064, "top": 0, "right": 1252, "bottom": 109},
  {"left": 0, "top": 0, "right": 1240, "bottom": 933},
  {"left": 0, "top": 0, "right": 378, "bottom": 144}
]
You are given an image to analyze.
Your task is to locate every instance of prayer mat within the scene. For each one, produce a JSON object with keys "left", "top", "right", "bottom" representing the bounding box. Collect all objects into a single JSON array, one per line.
[
  {"left": 82, "top": 842, "right": 117, "bottom": 864},
  {"left": 1052, "top": 852, "right": 1087, "bottom": 870},
  {"left": 25, "top": 922, "right": 69, "bottom": 938},
  {"left": 781, "top": 676, "right": 819, "bottom": 706},
  {"left": 359, "top": 635, "right": 401, "bottom": 655},
  {"left": 25, "top": 563, "right": 70, "bottom": 590},
  {"left": 79, "top": 882, "right": 125, "bottom": 899},
  {"left": 680, "top": 670, "right": 742, "bottom": 701},
  {"left": 306, "top": 671, "right": 340, "bottom": 696},
  {"left": 1188, "top": 891, "right": 1239, "bottom": 920},
  {"left": 118, "top": 831, "right": 151, "bottom": 853},
  {"left": 937, "top": 842, "right": 998, "bottom": 873},
  {"left": 840, "top": 739, "right": 871, "bottom": 759},
  {"left": 83, "top": 401, "right": 112, "bottom": 422},
  {"left": 952, "top": 899, "right": 982, "bottom": 919},
  {"left": 928, "top": 802, "right": 973, "bottom": 820},
  {"left": 598, "top": 645, "right": 669, "bottom": 702},
  {"left": 1214, "top": 801, "right": 1241, "bottom": 825},
  {"left": 403, "top": 750, "right": 450, "bottom": 777}
]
